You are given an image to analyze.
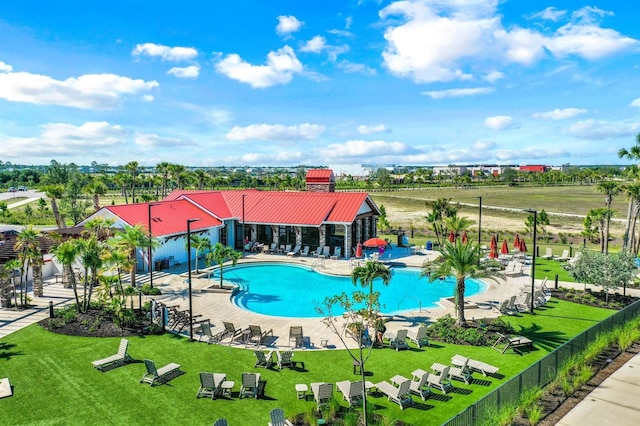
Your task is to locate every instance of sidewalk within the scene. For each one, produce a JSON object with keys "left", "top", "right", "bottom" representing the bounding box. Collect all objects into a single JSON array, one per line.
[{"left": 557, "top": 351, "right": 640, "bottom": 425}]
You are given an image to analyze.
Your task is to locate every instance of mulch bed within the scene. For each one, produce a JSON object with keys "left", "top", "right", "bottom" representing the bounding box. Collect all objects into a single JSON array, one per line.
[{"left": 39, "top": 309, "right": 148, "bottom": 337}]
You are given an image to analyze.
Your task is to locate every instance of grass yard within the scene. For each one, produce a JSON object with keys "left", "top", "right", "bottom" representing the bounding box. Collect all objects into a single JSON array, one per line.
[{"left": 1, "top": 299, "right": 613, "bottom": 426}]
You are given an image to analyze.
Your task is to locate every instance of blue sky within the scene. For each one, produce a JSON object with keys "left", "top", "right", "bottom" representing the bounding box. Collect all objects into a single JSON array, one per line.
[{"left": 1, "top": 0, "right": 639, "bottom": 168}]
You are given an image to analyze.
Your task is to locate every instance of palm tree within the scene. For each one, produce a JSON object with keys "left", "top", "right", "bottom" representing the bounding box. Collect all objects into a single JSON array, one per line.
[
  {"left": 125, "top": 161, "right": 139, "bottom": 202},
  {"left": 101, "top": 246, "right": 133, "bottom": 301},
  {"left": 205, "top": 243, "right": 241, "bottom": 289},
  {"left": 85, "top": 178, "right": 108, "bottom": 212},
  {"left": 596, "top": 180, "right": 620, "bottom": 254},
  {"left": 111, "top": 225, "right": 148, "bottom": 288},
  {"left": 14, "top": 226, "right": 41, "bottom": 304},
  {"left": 622, "top": 182, "right": 640, "bottom": 253},
  {"left": 351, "top": 260, "right": 392, "bottom": 316},
  {"left": 155, "top": 162, "right": 171, "bottom": 198},
  {"left": 185, "top": 234, "right": 211, "bottom": 274},
  {"left": 50, "top": 239, "right": 82, "bottom": 310},
  {"left": 42, "top": 184, "right": 66, "bottom": 228},
  {"left": 4, "top": 259, "right": 21, "bottom": 309},
  {"left": 443, "top": 215, "right": 474, "bottom": 240},
  {"left": 76, "top": 234, "right": 104, "bottom": 312},
  {"left": 421, "top": 240, "right": 503, "bottom": 327}
]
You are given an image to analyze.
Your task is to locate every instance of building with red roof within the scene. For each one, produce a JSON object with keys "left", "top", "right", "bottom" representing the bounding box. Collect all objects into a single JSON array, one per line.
[{"left": 81, "top": 170, "right": 381, "bottom": 272}]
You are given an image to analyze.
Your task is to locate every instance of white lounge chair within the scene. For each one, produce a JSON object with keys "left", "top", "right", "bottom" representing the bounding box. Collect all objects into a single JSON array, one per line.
[
  {"left": 286, "top": 245, "right": 301, "bottom": 256},
  {"left": 336, "top": 380, "right": 364, "bottom": 407},
  {"left": 554, "top": 249, "right": 571, "bottom": 261},
  {"left": 431, "top": 360, "right": 472, "bottom": 385},
  {"left": 385, "top": 329, "right": 409, "bottom": 351},
  {"left": 331, "top": 247, "right": 342, "bottom": 259},
  {"left": 254, "top": 350, "right": 274, "bottom": 369},
  {"left": 406, "top": 326, "right": 429, "bottom": 347},
  {"left": 426, "top": 367, "right": 453, "bottom": 394},
  {"left": 299, "top": 246, "right": 310, "bottom": 257},
  {"left": 196, "top": 372, "right": 227, "bottom": 399},
  {"left": 409, "top": 369, "right": 432, "bottom": 400},
  {"left": 276, "top": 350, "right": 295, "bottom": 370},
  {"left": 92, "top": 338, "right": 132, "bottom": 371},
  {"left": 451, "top": 355, "right": 499, "bottom": 377},
  {"left": 375, "top": 377, "right": 413, "bottom": 409},
  {"left": 495, "top": 299, "right": 516, "bottom": 315},
  {"left": 540, "top": 247, "right": 554, "bottom": 260},
  {"left": 140, "top": 359, "right": 181, "bottom": 386}
]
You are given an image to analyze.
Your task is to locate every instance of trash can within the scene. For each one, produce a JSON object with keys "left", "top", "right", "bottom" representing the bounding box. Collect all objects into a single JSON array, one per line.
[
  {"left": 163, "top": 258, "right": 170, "bottom": 269},
  {"left": 397, "top": 232, "right": 404, "bottom": 247},
  {"left": 426, "top": 241, "right": 433, "bottom": 251}
]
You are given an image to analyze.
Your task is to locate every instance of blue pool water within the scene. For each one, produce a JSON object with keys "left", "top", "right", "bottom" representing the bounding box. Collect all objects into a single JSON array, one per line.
[{"left": 225, "top": 263, "right": 486, "bottom": 318}]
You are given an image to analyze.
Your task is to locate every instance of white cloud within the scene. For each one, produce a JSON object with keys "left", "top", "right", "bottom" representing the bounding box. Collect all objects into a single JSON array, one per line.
[
  {"left": 134, "top": 132, "right": 191, "bottom": 147},
  {"left": 532, "top": 108, "right": 588, "bottom": 120},
  {"left": 132, "top": 43, "right": 198, "bottom": 61},
  {"left": 0, "top": 121, "right": 127, "bottom": 159},
  {"left": 422, "top": 87, "right": 493, "bottom": 99},
  {"left": 531, "top": 7, "right": 567, "bottom": 22},
  {"left": 630, "top": 98, "right": 640, "bottom": 108},
  {"left": 316, "top": 140, "right": 415, "bottom": 159},
  {"left": 484, "top": 71, "right": 505, "bottom": 83},
  {"left": 337, "top": 60, "right": 376, "bottom": 76},
  {"left": 276, "top": 15, "right": 302, "bottom": 36},
  {"left": 357, "top": 124, "right": 388, "bottom": 135},
  {"left": 546, "top": 24, "right": 637, "bottom": 60},
  {"left": 215, "top": 46, "right": 303, "bottom": 88},
  {"left": 226, "top": 123, "right": 325, "bottom": 141},
  {"left": 485, "top": 115, "right": 518, "bottom": 130},
  {"left": 300, "top": 36, "right": 326, "bottom": 53},
  {"left": 167, "top": 65, "right": 200, "bottom": 79},
  {"left": 0, "top": 71, "right": 158, "bottom": 109},
  {"left": 0, "top": 61, "right": 13, "bottom": 72},
  {"left": 568, "top": 119, "right": 640, "bottom": 139}
]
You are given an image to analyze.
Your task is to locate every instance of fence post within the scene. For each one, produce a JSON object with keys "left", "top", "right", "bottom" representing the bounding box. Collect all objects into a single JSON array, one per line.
[
  {"left": 554, "top": 274, "right": 559, "bottom": 289},
  {"left": 49, "top": 301, "right": 54, "bottom": 318}
]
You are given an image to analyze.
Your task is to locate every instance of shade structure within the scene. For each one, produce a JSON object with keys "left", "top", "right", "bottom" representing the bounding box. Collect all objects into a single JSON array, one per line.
[
  {"left": 514, "top": 233, "right": 521, "bottom": 250},
  {"left": 461, "top": 231, "right": 468, "bottom": 244},
  {"left": 519, "top": 239, "right": 527, "bottom": 253},
  {"left": 500, "top": 239, "right": 509, "bottom": 255},
  {"left": 448, "top": 231, "right": 455, "bottom": 243},
  {"left": 363, "top": 237, "right": 387, "bottom": 248},
  {"left": 355, "top": 242, "right": 363, "bottom": 258}
]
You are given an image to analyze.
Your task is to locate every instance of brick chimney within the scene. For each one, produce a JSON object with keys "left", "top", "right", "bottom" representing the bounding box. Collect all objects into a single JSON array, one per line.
[{"left": 305, "top": 169, "right": 335, "bottom": 192}]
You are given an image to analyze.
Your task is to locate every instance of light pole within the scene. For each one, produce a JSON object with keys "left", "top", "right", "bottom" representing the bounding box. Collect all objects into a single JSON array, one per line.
[
  {"left": 477, "top": 196, "right": 482, "bottom": 266},
  {"left": 525, "top": 209, "right": 537, "bottom": 314},
  {"left": 148, "top": 203, "right": 160, "bottom": 288},
  {"left": 241, "top": 194, "right": 246, "bottom": 258},
  {"left": 187, "top": 218, "right": 201, "bottom": 340}
]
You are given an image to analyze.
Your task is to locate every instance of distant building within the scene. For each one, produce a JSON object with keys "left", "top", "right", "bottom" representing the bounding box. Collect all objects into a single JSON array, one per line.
[{"left": 519, "top": 165, "right": 547, "bottom": 173}]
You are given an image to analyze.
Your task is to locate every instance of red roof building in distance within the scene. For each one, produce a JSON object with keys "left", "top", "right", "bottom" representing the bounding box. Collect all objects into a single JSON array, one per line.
[{"left": 519, "top": 165, "right": 547, "bottom": 173}]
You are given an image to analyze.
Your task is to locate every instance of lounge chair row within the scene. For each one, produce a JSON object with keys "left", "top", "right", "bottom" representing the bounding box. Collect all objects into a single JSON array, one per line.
[
  {"left": 198, "top": 322, "right": 305, "bottom": 349},
  {"left": 383, "top": 326, "right": 430, "bottom": 350},
  {"left": 495, "top": 283, "right": 551, "bottom": 315},
  {"left": 253, "top": 350, "right": 299, "bottom": 370},
  {"left": 197, "top": 371, "right": 261, "bottom": 399}
]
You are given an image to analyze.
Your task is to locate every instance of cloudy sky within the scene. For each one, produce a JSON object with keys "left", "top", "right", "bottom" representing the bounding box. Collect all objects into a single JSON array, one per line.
[{"left": 1, "top": 0, "right": 639, "bottom": 167}]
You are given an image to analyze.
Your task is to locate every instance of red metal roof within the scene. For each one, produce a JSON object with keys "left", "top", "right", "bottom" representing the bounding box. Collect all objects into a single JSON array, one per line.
[{"left": 105, "top": 200, "right": 222, "bottom": 237}]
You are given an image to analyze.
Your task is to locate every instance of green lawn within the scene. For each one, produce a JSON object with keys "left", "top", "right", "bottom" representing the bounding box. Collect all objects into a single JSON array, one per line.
[{"left": 1, "top": 300, "right": 613, "bottom": 425}]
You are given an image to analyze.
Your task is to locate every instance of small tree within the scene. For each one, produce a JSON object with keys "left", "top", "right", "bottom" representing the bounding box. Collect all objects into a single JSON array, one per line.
[
  {"left": 569, "top": 250, "right": 636, "bottom": 299},
  {"left": 351, "top": 260, "right": 391, "bottom": 317},
  {"left": 205, "top": 243, "right": 241, "bottom": 288},
  {"left": 185, "top": 234, "right": 211, "bottom": 274},
  {"left": 316, "top": 289, "right": 381, "bottom": 426}
]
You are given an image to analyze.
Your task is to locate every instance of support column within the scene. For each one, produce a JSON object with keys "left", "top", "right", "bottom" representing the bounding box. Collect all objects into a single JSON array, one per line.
[{"left": 319, "top": 225, "right": 326, "bottom": 247}]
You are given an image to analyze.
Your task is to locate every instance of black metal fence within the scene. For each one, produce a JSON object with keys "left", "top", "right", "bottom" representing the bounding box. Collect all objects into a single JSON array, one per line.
[{"left": 442, "top": 299, "right": 640, "bottom": 426}]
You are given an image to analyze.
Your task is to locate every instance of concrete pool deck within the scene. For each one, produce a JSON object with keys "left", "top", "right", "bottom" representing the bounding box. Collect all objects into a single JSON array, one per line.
[{"left": 150, "top": 249, "right": 539, "bottom": 350}]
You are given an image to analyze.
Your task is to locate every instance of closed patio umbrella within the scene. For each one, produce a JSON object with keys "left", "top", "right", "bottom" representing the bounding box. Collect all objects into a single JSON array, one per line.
[
  {"left": 355, "top": 242, "right": 363, "bottom": 258},
  {"left": 519, "top": 239, "right": 527, "bottom": 253},
  {"left": 461, "top": 231, "right": 468, "bottom": 244},
  {"left": 513, "top": 233, "right": 521, "bottom": 250},
  {"left": 500, "top": 240, "right": 509, "bottom": 255},
  {"left": 448, "top": 231, "right": 455, "bottom": 243},
  {"left": 489, "top": 244, "right": 499, "bottom": 258}
]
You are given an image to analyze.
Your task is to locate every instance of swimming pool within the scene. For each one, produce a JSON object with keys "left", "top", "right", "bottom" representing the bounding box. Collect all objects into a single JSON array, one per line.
[{"left": 225, "top": 263, "right": 486, "bottom": 318}]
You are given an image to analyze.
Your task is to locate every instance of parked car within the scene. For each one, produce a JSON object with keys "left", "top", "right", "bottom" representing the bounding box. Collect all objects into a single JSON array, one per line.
[
  {"left": 1, "top": 229, "right": 19, "bottom": 237},
  {"left": 7, "top": 187, "right": 16, "bottom": 192},
  {"left": 17, "top": 186, "right": 28, "bottom": 191}
]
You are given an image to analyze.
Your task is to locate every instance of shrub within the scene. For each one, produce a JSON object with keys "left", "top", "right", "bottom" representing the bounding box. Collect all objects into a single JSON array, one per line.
[{"left": 140, "top": 283, "right": 162, "bottom": 296}]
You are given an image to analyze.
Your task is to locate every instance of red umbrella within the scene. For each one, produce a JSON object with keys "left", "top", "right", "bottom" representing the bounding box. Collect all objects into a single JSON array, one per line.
[
  {"left": 363, "top": 237, "right": 387, "bottom": 248},
  {"left": 461, "top": 231, "right": 468, "bottom": 244},
  {"left": 355, "top": 242, "right": 363, "bottom": 258},
  {"left": 500, "top": 239, "right": 509, "bottom": 255},
  {"left": 448, "top": 231, "right": 455, "bottom": 243},
  {"left": 519, "top": 239, "right": 527, "bottom": 253},
  {"left": 490, "top": 234, "right": 497, "bottom": 248},
  {"left": 489, "top": 244, "right": 499, "bottom": 258},
  {"left": 513, "top": 233, "right": 521, "bottom": 250}
]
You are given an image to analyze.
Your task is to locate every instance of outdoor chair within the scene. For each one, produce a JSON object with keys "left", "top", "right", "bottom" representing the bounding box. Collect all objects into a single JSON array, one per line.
[
  {"left": 451, "top": 355, "right": 499, "bottom": 377},
  {"left": 196, "top": 372, "right": 227, "bottom": 399},
  {"left": 492, "top": 332, "right": 534, "bottom": 354},
  {"left": 311, "top": 382, "right": 334, "bottom": 411},
  {"left": 289, "top": 326, "right": 304, "bottom": 348},
  {"left": 375, "top": 377, "right": 413, "bottom": 409},
  {"left": 245, "top": 325, "right": 274, "bottom": 348},
  {"left": 554, "top": 249, "right": 571, "bottom": 261},
  {"left": 268, "top": 408, "right": 294, "bottom": 426},
  {"left": 254, "top": 350, "right": 274, "bottom": 369},
  {"left": 540, "top": 247, "right": 554, "bottom": 260},
  {"left": 213, "top": 419, "right": 228, "bottom": 426},
  {"left": 426, "top": 367, "right": 453, "bottom": 394},
  {"left": 406, "top": 326, "right": 429, "bottom": 347},
  {"left": 239, "top": 372, "right": 261, "bottom": 398},
  {"left": 286, "top": 245, "right": 301, "bottom": 257},
  {"left": 221, "top": 321, "right": 244, "bottom": 346},
  {"left": 385, "top": 329, "right": 409, "bottom": 350},
  {"left": 336, "top": 380, "right": 364, "bottom": 407},
  {"left": 299, "top": 246, "right": 310, "bottom": 257},
  {"left": 431, "top": 359, "right": 472, "bottom": 385},
  {"left": 277, "top": 350, "right": 295, "bottom": 370},
  {"left": 495, "top": 299, "right": 516, "bottom": 315},
  {"left": 140, "top": 359, "right": 181, "bottom": 386},
  {"left": 91, "top": 338, "right": 132, "bottom": 371},
  {"left": 409, "top": 369, "right": 432, "bottom": 400},
  {"left": 197, "top": 321, "right": 223, "bottom": 344}
]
